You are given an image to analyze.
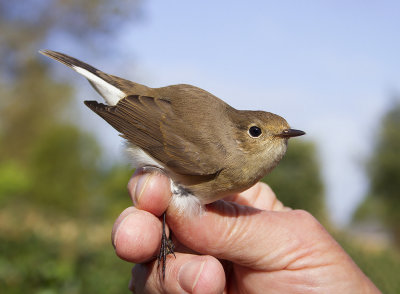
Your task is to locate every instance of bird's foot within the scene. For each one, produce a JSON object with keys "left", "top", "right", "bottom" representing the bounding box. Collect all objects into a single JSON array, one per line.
[{"left": 157, "top": 212, "right": 175, "bottom": 280}]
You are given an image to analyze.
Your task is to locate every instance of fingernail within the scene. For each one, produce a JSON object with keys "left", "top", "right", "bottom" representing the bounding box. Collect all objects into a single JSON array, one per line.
[
  {"left": 133, "top": 173, "right": 153, "bottom": 206},
  {"left": 178, "top": 259, "right": 206, "bottom": 292},
  {"left": 112, "top": 212, "right": 134, "bottom": 249}
]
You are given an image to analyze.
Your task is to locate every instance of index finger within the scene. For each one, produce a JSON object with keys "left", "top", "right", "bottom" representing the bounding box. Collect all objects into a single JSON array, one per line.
[{"left": 127, "top": 169, "right": 171, "bottom": 216}]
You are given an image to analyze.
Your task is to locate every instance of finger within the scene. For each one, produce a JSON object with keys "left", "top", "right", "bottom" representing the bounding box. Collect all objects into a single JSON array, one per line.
[
  {"left": 128, "top": 169, "right": 171, "bottom": 217},
  {"left": 168, "top": 202, "right": 333, "bottom": 271},
  {"left": 224, "top": 182, "right": 290, "bottom": 211},
  {"left": 130, "top": 253, "right": 225, "bottom": 294},
  {"left": 112, "top": 206, "right": 162, "bottom": 263}
]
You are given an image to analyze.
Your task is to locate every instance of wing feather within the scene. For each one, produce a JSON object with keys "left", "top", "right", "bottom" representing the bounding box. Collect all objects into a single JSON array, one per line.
[{"left": 84, "top": 95, "right": 222, "bottom": 177}]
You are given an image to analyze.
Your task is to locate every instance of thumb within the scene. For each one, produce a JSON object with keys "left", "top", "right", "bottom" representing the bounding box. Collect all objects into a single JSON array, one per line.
[{"left": 167, "top": 200, "right": 334, "bottom": 271}]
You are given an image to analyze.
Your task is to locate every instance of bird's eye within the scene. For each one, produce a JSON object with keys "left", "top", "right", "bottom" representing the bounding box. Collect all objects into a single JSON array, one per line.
[{"left": 248, "top": 126, "right": 262, "bottom": 138}]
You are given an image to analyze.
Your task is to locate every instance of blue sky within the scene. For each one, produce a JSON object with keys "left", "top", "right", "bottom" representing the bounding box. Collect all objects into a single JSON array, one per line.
[{"left": 54, "top": 1, "right": 400, "bottom": 226}]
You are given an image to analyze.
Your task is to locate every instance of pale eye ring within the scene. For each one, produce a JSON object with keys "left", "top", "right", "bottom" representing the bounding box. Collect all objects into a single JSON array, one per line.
[{"left": 248, "top": 126, "right": 262, "bottom": 138}]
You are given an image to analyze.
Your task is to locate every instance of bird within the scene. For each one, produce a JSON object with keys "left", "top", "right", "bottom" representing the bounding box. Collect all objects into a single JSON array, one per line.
[{"left": 39, "top": 49, "right": 305, "bottom": 278}]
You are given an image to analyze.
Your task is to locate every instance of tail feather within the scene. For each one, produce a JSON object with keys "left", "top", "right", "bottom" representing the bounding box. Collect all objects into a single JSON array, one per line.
[
  {"left": 39, "top": 49, "right": 99, "bottom": 73},
  {"left": 39, "top": 49, "right": 126, "bottom": 105}
]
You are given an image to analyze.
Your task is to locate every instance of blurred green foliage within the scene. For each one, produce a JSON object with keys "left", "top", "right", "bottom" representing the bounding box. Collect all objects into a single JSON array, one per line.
[
  {"left": 334, "top": 230, "right": 400, "bottom": 294},
  {"left": 0, "top": 0, "right": 398, "bottom": 293},
  {"left": 0, "top": 210, "right": 133, "bottom": 293},
  {"left": 0, "top": 0, "right": 140, "bottom": 292},
  {"left": 354, "top": 101, "right": 400, "bottom": 247}
]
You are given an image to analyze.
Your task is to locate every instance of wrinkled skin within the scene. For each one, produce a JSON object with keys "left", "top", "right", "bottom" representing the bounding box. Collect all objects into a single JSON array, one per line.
[{"left": 111, "top": 170, "right": 380, "bottom": 294}]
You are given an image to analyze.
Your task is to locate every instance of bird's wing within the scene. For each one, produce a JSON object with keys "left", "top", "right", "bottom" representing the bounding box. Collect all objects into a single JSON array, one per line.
[
  {"left": 39, "top": 50, "right": 151, "bottom": 105},
  {"left": 85, "top": 95, "right": 222, "bottom": 177}
]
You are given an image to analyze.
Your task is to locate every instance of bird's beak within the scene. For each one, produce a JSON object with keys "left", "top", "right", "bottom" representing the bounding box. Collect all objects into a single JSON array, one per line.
[{"left": 276, "top": 129, "right": 306, "bottom": 138}]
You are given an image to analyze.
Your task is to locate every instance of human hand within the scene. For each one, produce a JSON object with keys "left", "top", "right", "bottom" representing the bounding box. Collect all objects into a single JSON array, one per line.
[{"left": 112, "top": 170, "right": 380, "bottom": 293}]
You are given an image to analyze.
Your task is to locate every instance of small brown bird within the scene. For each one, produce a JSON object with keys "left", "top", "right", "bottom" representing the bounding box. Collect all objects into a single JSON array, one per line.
[{"left": 39, "top": 49, "right": 305, "bottom": 278}]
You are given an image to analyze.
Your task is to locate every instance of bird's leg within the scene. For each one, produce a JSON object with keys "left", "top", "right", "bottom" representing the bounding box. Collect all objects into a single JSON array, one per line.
[{"left": 157, "top": 211, "right": 175, "bottom": 280}]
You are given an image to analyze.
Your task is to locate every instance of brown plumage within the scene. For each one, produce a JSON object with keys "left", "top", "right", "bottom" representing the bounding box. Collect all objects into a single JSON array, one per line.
[
  {"left": 40, "top": 49, "right": 305, "bottom": 279},
  {"left": 39, "top": 49, "right": 305, "bottom": 203}
]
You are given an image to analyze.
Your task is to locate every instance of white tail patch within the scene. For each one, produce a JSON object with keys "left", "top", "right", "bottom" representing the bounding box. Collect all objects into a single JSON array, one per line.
[{"left": 73, "top": 66, "right": 125, "bottom": 106}]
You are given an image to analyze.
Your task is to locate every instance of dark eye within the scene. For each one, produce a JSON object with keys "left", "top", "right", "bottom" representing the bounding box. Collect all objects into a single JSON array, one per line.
[{"left": 248, "top": 126, "right": 262, "bottom": 137}]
